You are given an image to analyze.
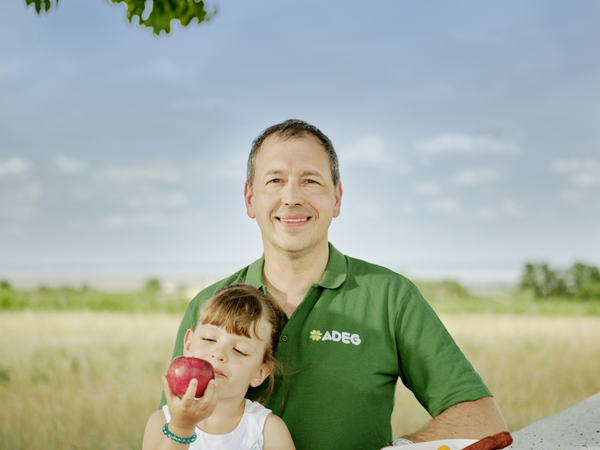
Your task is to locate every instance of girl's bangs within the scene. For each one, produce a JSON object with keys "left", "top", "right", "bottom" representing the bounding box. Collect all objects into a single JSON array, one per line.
[{"left": 199, "top": 294, "right": 264, "bottom": 339}]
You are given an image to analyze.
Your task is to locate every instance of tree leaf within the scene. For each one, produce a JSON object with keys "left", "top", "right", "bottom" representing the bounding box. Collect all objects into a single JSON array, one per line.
[{"left": 26, "top": 0, "right": 216, "bottom": 35}]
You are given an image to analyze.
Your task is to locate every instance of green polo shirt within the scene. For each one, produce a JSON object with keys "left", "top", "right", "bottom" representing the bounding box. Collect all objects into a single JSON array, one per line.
[{"left": 162, "top": 243, "right": 492, "bottom": 450}]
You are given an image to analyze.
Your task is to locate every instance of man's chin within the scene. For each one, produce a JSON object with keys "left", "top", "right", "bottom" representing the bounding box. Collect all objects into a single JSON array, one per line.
[{"left": 270, "top": 239, "right": 327, "bottom": 257}]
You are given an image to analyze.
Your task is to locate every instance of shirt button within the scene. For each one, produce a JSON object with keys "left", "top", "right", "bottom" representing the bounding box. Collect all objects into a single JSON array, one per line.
[{"left": 281, "top": 335, "right": 288, "bottom": 342}]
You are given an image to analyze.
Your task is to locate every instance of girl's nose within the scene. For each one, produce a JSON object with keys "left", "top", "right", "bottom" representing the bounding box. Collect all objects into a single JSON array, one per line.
[{"left": 209, "top": 346, "right": 227, "bottom": 362}]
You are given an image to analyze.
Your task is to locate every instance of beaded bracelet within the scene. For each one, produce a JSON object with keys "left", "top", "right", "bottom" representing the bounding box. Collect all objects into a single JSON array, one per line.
[{"left": 162, "top": 423, "right": 197, "bottom": 444}]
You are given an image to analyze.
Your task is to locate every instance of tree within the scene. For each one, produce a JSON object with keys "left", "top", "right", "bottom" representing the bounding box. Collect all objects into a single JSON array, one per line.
[
  {"left": 520, "top": 263, "right": 568, "bottom": 298},
  {"left": 565, "top": 262, "right": 600, "bottom": 300},
  {"left": 144, "top": 278, "right": 162, "bottom": 292},
  {"left": 26, "top": 0, "right": 216, "bottom": 35},
  {"left": 520, "top": 261, "right": 600, "bottom": 300}
]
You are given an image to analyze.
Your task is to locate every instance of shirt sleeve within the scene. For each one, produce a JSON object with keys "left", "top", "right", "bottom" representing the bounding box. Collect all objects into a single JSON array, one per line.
[{"left": 395, "top": 285, "right": 492, "bottom": 417}]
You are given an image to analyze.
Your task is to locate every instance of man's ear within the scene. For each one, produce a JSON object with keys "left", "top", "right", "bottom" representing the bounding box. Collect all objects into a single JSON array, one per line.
[
  {"left": 183, "top": 328, "right": 194, "bottom": 356},
  {"left": 244, "top": 181, "right": 256, "bottom": 219},
  {"left": 250, "top": 362, "right": 271, "bottom": 387},
  {"left": 333, "top": 182, "right": 343, "bottom": 218}
]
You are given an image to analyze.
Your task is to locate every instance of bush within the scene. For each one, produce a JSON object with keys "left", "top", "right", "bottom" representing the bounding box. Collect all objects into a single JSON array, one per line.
[
  {"left": 0, "top": 281, "right": 190, "bottom": 313},
  {"left": 519, "top": 262, "right": 600, "bottom": 300}
]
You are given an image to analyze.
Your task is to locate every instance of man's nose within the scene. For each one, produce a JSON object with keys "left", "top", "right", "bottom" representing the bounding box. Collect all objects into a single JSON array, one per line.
[{"left": 282, "top": 181, "right": 304, "bottom": 206}]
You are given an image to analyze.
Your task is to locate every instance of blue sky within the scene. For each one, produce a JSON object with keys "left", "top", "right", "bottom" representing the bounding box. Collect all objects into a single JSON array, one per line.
[{"left": 1, "top": 0, "right": 599, "bottom": 284}]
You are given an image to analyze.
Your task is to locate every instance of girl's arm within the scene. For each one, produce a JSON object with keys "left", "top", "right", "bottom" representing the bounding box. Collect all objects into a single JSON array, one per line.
[
  {"left": 142, "top": 410, "right": 191, "bottom": 450},
  {"left": 263, "top": 414, "right": 296, "bottom": 450},
  {"left": 142, "top": 377, "right": 218, "bottom": 450}
]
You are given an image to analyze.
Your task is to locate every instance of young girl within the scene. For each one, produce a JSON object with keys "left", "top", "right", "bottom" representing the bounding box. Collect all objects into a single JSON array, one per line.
[{"left": 142, "top": 284, "right": 295, "bottom": 450}]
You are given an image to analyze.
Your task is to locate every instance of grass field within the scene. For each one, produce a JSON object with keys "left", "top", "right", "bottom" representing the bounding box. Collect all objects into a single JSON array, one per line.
[{"left": 1, "top": 311, "right": 599, "bottom": 449}]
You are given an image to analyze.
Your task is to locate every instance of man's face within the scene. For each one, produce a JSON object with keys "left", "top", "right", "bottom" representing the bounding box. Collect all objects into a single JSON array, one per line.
[{"left": 244, "top": 134, "right": 342, "bottom": 257}]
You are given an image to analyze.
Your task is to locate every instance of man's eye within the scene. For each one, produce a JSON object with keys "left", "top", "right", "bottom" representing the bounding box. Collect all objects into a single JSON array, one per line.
[{"left": 268, "top": 178, "right": 281, "bottom": 184}]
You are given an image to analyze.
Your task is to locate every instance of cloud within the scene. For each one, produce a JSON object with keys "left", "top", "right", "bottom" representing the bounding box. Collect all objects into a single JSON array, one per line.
[
  {"left": 427, "top": 197, "right": 460, "bottom": 214},
  {"left": 126, "top": 192, "right": 188, "bottom": 208},
  {"left": 340, "top": 135, "right": 411, "bottom": 173},
  {"left": 0, "top": 182, "right": 43, "bottom": 219},
  {"left": 476, "top": 199, "right": 524, "bottom": 219},
  {"left": 559, "top": 189, "right": 586, "bottom": 202},
  {"left": 412, "top": 181, "right": 442, "bottom": 196},
  {"left": 549, "top": 158, "right": 600, "bottom": 187},
  {"left": 0, "top": 157, "right": 32, "bottom": 178},
  {"left": 101, "top": 210, "right": 207, "bottom": 231},
  {"left": 55, "top": 155, "right": 87, "bottom": 174},
  {"left": 453, "top": 168, "right": 500, "bottom": 185},
  {"left": 105, "top": 163, "right": 182, "bottom": 186},
  {"left": 103, "top": 212, "right": 172, "bottom": 229},
  {"left": 415, "top": 134, "right": 519, "bottom": 155}
]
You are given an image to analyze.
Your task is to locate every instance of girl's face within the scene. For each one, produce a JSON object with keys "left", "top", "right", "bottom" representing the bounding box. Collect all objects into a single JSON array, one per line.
[{"left": 183, "top": 317, "right": 272, "bottom": 401}]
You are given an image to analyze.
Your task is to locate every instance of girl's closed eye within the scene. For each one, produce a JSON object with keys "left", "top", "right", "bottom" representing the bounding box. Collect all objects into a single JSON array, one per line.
[{"left": 234, "top": 347, "right": 248, "bottom": 356}]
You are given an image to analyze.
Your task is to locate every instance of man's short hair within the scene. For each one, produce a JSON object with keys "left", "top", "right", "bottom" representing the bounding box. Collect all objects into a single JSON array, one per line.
[{"left": 246, "top": 119, "right": 340, "bottom": 190}]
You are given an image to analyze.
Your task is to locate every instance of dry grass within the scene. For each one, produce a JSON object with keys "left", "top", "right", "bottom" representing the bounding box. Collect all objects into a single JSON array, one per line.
[
  {"left": 0, "top": 311, "right": 181, "bottom": 450},
  {"left": 391, "top": 314, "right": 600, "bottom": 437},
  {"left": 1, "top": 311, "right": 599, "bottom": 449}
]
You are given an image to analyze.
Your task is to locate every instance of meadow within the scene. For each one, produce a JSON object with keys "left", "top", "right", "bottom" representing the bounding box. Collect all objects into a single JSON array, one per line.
[{"left": 1, "top": 283, "right": 600, "bottom": 449}]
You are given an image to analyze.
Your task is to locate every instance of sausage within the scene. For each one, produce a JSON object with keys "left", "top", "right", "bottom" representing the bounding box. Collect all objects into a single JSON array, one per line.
[
  {"left": 462, "top": 436, "right": 497, "bottom": 450},
  {"left": 492, "top": 432, "right": 513, "bottom": 449}
]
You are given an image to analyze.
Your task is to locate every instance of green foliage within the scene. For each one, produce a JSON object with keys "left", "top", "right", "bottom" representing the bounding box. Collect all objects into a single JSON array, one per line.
[
  {"left": 0, "top": 281, "right": 190, "bottom": 313},
  {"left": 144, "top": 278, "right": 162, "bottom": 292},
  {"left": 25, "top": 0, "right": 57, "bottom": 14},
  {"left": 3, "top": 275, "right": 600, "bottom": 315},
  {"left": 414, "top": 278, "right": 600, "bottom": 316},
  {"left": 520, "top": 262, "right": 600, "bottom": 300},
  {"left": 26, "top": 0, "right": 216, "bottom": 35}
]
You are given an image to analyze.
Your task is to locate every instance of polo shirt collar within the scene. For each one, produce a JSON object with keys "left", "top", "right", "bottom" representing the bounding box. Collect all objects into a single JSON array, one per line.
[
  {"left": 318, "top": 242, "right": 347, "bottom": 289},
  {"left": 244, "top": 242, "right": 347, "bottom": 291}
]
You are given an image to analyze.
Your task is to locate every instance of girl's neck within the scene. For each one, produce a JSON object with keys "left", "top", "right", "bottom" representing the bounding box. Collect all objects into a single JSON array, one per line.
[{"left": 196, "top": 396, "right": 246, "bottom": 435}]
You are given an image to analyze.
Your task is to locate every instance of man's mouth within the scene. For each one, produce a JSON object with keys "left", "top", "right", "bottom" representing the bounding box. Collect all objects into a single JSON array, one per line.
[{"left": 278, "top": 217, "right": 310, "bottom": 223}]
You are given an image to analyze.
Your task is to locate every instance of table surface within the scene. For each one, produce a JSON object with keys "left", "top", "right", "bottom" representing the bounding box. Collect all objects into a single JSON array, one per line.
[{"left": 506, "top": 391, "right": 600, "bottom": 450}]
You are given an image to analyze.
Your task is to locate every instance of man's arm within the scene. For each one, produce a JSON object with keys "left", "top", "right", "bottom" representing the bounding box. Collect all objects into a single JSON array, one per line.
[{"left": 404, "top": 397, "right": 508, "bottom": 443}]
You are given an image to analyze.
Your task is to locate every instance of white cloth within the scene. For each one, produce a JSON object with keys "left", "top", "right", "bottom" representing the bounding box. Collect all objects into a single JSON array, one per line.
[{"left": 162, "top": 399, "right": 271, "bottom": 450}]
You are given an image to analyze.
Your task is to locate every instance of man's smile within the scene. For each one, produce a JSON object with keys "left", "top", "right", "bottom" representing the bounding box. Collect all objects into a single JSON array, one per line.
[{"left": 277, "top": 217, "right": 311, "bottom": 223}]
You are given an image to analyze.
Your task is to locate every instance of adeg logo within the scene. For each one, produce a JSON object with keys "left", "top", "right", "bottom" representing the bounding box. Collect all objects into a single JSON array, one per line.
[{"left": 309, "top": 329, "right": 361, "bottom": 346}]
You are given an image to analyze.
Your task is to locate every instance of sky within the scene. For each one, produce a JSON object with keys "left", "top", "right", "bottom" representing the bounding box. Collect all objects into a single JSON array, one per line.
[{"left": 1, "top": 0, "right": 599, "bottom": 286}]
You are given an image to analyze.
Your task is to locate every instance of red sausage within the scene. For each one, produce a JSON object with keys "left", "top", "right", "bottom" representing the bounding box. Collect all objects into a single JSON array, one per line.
[
  {"left": 462, "top": 436, "right": 498, "bottom": 450},
  {"left": 492, "top": 432, "right": 513, "bottom": 449}
]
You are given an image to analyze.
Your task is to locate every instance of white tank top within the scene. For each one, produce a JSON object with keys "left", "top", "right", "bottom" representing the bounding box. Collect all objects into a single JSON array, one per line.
[{"left": 162, "top": 399, "right": 271, "bottom": 450}]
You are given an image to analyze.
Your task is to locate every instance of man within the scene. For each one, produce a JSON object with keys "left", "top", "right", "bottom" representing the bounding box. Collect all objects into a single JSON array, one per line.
[{"left": 163, "top": 119, "right": 507, "bottom": 449}]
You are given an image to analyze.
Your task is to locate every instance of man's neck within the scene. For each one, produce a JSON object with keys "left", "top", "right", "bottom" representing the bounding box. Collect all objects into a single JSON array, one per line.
[{"left": 262, "top": 242, "right": 330, "bottom": 317}]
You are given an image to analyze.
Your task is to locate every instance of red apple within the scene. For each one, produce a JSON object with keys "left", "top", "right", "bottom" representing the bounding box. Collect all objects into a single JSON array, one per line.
[{"left": 166, "top": 356, "right": 215, "bottom": 398}]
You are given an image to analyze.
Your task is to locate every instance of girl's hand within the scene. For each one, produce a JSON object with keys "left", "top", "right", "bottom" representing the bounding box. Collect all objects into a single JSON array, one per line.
[{"left": 162, "top": 375, "right": 218, "bottom": 434}]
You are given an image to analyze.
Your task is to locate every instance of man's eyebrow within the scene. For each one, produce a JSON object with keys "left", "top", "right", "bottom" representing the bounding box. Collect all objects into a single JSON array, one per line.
[
  {"left": 301, "top": 170, "right": 325, "bottom": 178},
  {"left": 262, "top": 170, "right": 325, "bottom": 178},
  {"left": 263, "top": 170, "right": 284, "bottom": 177}
]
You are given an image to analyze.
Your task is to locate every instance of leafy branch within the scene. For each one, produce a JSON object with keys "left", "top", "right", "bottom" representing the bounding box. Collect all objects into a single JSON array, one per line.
[{"left": 25, "top": 0, "right": 216, "bottom": 35}]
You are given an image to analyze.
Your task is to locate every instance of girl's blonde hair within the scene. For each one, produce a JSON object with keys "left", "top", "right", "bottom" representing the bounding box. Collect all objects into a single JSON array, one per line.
[{"left": 198, "top": 283, "right": 283, "bottom": 401}]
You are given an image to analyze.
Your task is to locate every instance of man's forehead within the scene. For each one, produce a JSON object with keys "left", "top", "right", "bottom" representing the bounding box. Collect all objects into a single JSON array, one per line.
[{"left": 260, "top": 131, "right": 323, "bottom": 149}]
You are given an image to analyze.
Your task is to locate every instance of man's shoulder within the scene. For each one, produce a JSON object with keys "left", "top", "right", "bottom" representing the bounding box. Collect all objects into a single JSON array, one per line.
[{"left": 345, "top": 253, "right": 417, "bottom": 287}]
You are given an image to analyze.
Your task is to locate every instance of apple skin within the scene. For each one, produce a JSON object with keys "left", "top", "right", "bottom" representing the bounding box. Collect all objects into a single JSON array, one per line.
[{"left": 166, "top": 356, "right": 215, "bottom": 398}]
